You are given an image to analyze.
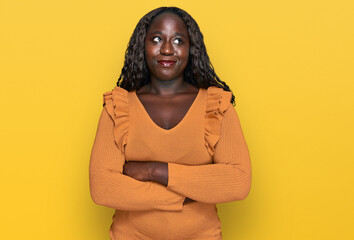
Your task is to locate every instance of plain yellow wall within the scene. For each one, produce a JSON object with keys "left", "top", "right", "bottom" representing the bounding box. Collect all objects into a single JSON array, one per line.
[{"left": 1, "top": 0, "right": 353, "bottom": 239}]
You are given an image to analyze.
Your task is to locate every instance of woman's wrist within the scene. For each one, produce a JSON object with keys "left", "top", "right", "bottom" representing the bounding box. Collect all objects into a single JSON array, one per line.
[{"left": 150, "top": 162, "right": 168, "bottom": 187}]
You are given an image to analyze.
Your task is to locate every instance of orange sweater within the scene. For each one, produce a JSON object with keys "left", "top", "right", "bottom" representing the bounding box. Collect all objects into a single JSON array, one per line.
[{"left": 89, "top": 86, "right": 252, "bottom": 240}]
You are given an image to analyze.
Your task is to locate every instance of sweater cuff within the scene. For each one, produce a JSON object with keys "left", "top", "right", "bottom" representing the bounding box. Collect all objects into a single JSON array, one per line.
[
  {"left": 167, "top": 162, "right": 193, "bottom": 191},
  {"left": 155, "top": 192, "right": 185, "bottom": 211},
  {"left": 150, "top": 180, "right": 185, "bottom": 211}
]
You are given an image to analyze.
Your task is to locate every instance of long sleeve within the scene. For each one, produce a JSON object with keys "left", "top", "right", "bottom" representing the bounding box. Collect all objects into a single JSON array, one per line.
[
  {"left": 166, "top": 103, "right": 252, "bottom": 204},
  {"left": 89, "top": 108, "right": 186, "bottom": 211}
]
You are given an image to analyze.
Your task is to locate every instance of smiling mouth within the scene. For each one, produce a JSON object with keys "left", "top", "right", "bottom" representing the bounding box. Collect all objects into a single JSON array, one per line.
[{"left": 157, "top": 60, "right": 176, "bottom": 67}]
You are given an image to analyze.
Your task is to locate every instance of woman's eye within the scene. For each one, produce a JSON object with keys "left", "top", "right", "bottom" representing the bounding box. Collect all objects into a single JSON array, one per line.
[
  {"left": 173, "top": 38, "right": 182, "bottom": 44},
  {"left": 153, "top": 36, "right": 162, "bottom": 43}
]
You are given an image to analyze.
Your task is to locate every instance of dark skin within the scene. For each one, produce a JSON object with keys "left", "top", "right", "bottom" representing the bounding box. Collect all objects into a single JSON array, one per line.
[{"left": 122, "top": 12, "right": 197, "bottom": 204}]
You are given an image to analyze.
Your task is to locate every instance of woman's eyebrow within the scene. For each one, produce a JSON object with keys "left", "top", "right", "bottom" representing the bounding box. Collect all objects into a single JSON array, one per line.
[
  {"left": 149, "top": 31, "right": 187, "bottom": 38},
  {"left": 149, "top": 31, "right": 163, "bottom": 36},
  {"left": 175, "top": 32, "right": 187, "bottom": 38}
]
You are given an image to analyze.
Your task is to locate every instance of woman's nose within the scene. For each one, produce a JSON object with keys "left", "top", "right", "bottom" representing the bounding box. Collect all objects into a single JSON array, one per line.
[{"left": 160, "top": 41, "right": 174, "bottom": 55}]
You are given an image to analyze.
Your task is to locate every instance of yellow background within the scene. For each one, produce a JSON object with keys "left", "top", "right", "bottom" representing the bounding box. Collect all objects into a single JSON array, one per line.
[{"left": 1, "top": 0, "right": 353, "bottom": 239}]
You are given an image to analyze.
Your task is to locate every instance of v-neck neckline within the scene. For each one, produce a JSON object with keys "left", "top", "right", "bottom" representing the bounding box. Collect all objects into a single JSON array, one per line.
[{"left": 132, "top": 88, "right": 202, "bottom": 133}]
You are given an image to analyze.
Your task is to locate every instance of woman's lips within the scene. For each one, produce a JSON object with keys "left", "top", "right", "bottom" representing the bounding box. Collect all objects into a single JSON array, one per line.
[{"left": 157, "top": 60, "right": 176, "bottom": 67}]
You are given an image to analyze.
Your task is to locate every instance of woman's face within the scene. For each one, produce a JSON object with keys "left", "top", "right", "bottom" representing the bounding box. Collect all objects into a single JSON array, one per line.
[{"left": 144, "top": 12, "right": 190, "bottom": 82}]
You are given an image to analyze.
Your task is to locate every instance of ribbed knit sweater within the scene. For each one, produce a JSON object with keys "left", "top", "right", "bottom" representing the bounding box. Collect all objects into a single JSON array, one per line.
[{"left": 89, "top": 86, "right": 252, "bottom": 240}]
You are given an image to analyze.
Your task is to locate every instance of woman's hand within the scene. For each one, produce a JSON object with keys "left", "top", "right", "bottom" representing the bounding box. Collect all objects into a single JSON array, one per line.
[
  {"left": 123, "top": 161, "right": 197, "bottom": 204},
  {"left": 123, "top": 161, "right": 155, "bottom": 182},
  {"left": 123, "top": 161, "right": 168, "bottom": 186}
]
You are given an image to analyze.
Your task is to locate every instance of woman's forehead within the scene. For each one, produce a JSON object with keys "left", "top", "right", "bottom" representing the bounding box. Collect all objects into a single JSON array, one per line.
[{"left": 147, "top": 12, "right": 188, "bottom": 34}]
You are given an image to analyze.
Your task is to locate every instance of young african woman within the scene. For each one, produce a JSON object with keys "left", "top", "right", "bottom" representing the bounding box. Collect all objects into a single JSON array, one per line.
[{"left": 89, "top": 6, "right": 252, "bottom": 240}]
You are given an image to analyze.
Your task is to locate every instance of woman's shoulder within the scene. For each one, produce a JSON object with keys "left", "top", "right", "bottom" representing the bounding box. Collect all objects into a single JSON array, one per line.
[
  {"left": 204, "top": 86, "right": 233, "bottom": 156},
  {"left": 102, "top": 86, "right": 130, "bottom": 120},
  {"left": 205, "top": 86, "right": 233, "bottom": 113},
  {"left": 102, "top": 86, "right": 130, "bottom": 153},
  {"left": 103, "top": 86, "right": 129, "bottom": 106}
]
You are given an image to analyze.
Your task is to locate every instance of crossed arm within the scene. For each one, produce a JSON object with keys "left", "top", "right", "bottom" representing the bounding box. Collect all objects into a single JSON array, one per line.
[
  {"left": 122, "top": 160, "right": 196, "bottom": 204},
  {"left": 89, "top": 108, "right": 193, "bottom": 211},
  {"left": 89, "top": 104, "right": 251, "bottom": 211}
]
